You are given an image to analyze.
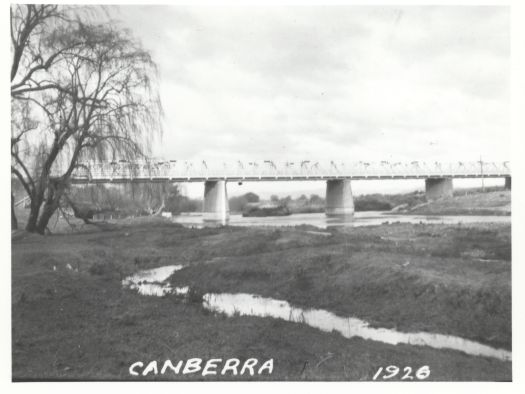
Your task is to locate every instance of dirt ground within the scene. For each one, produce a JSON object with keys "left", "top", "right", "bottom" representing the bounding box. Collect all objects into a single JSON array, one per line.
[{"left": 12, "top": 218, "right": 511, "bottom": 381}]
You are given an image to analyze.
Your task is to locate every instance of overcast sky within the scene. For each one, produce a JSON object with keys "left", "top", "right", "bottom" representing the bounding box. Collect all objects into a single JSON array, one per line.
[{"left": 113, "top": 6, "right": 509, "bottom": 197}]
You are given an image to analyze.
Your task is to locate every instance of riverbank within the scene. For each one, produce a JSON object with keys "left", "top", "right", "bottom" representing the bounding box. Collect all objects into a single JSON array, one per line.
[
  {"left": 398, "top": 190, "right": 511, "bottom": 216},
  {"left": 12, "top": 220, "right": 511, "bottom": 380},
  {"left": 236, "top": 189, "right": 511, "bottom": 217}
]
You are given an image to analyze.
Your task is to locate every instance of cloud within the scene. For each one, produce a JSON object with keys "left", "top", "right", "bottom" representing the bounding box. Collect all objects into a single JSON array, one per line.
[{"left": 115, "top": 5, "right": 510, "bottom": 167}]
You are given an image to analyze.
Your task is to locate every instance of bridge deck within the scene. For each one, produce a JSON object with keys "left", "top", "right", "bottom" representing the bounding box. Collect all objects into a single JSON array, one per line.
[
  {"left": 65, "top": 160, "right": 511, "bottom": 184},
  {"left": 69, "top": 174, "right": 510, "bottom": 184}
]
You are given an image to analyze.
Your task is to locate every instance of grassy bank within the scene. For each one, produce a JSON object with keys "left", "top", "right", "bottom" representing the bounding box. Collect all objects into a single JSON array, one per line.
[
  {"left": 403, "top": 190, "right": 511, "bottom": 216},
  {"left": 167, "top": 223, "right": 511, "bottom": 349},
  {"left": 12, "top": 220, "right": 511, "bottom": 380}
]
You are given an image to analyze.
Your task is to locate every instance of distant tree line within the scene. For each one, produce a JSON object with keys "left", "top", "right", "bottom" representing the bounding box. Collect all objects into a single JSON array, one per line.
[
  {"left": 229, "top": 192, "right": 260, "bottom": 213},
  {"left": 353, "top": 192, "right": 425, "bottom": 211}
]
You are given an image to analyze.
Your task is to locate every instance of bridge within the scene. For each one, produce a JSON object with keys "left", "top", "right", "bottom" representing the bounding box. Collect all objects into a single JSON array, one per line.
[{"left": 68, "top": 160, "right": 511, "bottom": 222}]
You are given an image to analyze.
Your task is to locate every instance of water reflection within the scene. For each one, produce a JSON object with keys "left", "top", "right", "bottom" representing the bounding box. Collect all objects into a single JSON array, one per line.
[
  {"left": 121, "top": 265, "right": 185, "bottom": 296},
  {"left": 172, "top": 212, "right": 510, "bottom": 229},
  {"left": 122, "top": 266, "right": 512, "bottom": 362},
  {"left": 204, "top": 293, "right": 511, "bottom": 362}
]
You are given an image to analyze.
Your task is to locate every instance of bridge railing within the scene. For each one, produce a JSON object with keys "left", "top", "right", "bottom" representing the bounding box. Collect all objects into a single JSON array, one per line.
[{"left": 66, "top": 160, "right": 510, "bottom": 181}]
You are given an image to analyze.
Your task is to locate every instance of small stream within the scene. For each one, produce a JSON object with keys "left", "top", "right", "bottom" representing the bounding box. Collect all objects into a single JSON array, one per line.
[
  {"left": 122, "top": 265, "right": 511, "bottom": 362},
  {"left": 122, "top": 265, "right": 188, "bottom": 296}
]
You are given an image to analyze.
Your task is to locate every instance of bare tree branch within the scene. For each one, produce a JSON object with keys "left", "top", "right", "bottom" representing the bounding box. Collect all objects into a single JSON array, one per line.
[{"left": 11, "top": 5, "right": 162, "bottom": 233}]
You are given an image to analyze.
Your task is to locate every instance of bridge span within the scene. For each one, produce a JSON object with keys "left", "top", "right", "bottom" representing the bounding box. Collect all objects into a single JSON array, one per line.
[{"left": 67, "top": 160, "right": 511, "bottom": 222}]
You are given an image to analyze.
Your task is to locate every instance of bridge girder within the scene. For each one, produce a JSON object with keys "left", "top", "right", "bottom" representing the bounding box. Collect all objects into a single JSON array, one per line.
[{"left": 63, "top": 160, "right": 511, "bottom": 184}]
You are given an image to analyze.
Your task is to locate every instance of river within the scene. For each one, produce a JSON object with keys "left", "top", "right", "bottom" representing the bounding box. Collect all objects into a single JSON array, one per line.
[{"left": 171, "top": 211, "right": 510, "bottom": 229}]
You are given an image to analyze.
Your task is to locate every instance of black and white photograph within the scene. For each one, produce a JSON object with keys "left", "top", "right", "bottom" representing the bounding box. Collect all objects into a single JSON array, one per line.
[{"left": 6, "top": 0, "right": 523, "bottom": 387}]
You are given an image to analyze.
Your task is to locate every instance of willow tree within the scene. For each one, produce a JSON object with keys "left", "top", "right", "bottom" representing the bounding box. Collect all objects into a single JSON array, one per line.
[
  {"left": 11, "top": 4, "right": 62, "bottom": 229},
  {"left": 11, "top": 6, "right": 162, "bottom": 233}
]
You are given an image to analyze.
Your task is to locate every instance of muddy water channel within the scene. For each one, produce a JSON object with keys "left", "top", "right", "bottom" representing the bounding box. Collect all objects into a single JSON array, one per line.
[{"left": 122, "top": 265, "right": 512, "bottom": 363}]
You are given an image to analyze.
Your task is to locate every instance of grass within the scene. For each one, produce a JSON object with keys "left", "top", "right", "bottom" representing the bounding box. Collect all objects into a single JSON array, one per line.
[
  {"left": 168, "top": 223, "right": 511, "bottom": 349},
  {"left": 12, "top": 219, "right": 511, "bottom": 381},
  {"left": 405, "top": 191, "right": 511, "bottom": 216}
]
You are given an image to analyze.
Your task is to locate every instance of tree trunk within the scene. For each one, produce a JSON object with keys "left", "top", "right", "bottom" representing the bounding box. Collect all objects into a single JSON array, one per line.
[
  {"left": 35, "top": 182, "right": 64, "bottom": 234},
  {"left": 35, "top": 198, "right": 59, "bottom": 234},
  {"left": 35, "top": 180, "right": 66, "bottom": 234},
  {"left": 25, "top": 196, "right": 41, "bottom": 232},
  {"left": 11, "top": 194, "right": 18, "bottom": 230}
]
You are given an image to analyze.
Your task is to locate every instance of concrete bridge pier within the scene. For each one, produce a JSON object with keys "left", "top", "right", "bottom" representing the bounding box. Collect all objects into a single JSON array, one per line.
[
  {"left": 505, "top": 176, "right": 511, "bottom": 190},
  {"left": 203, "top": 180, "right": 229, "bottom": 224},
  {"left": 425, "top": 178, "right": 453, "bottom": 201},
  {"left": 325, "top": 179, "right": 354, "bottom": 217}
]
